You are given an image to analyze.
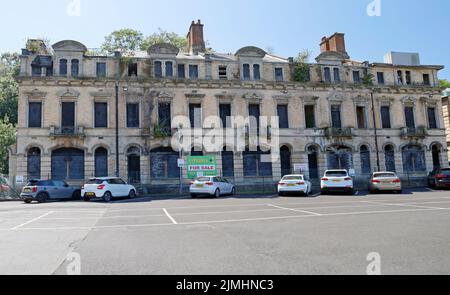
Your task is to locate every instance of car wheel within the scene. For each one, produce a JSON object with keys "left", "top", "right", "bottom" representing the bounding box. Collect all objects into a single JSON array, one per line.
[
  {"left": 103, "top": 192, "right": 113, "bottom": 203},
  {"left": 231, "top": 187, "right": 236, "bottom": 196},
  {"left": 36, "top": 193, "right": 48, "bottom": 203},
  {"left": 128, "top": 190, "right": 136, "bottom": 199},
  {"left": 72, "top": 190, "right": 81, "bottom": 200},
  {"left": 214, "top": 189, "right": 221, "bottom": 198},
  {"left": 24, "top": 199, "right": 32, "bottom": 204}
]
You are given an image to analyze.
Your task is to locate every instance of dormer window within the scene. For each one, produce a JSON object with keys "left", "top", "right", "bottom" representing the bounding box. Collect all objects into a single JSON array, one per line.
[
  {"left": 243, "top": 64, "right": 250, "bottom": 80},
  {"left": 71, "top": 59, "right": 79, "bottom": 77},
  {"left": 154, "top": 61, "right": 162, "bottom": 78},
  {"left": 352, "top": 71, "right": 361, "bottom": 84},
  {"left": 397, "top": 70, "right": 403, "bottom": 85},
  {"left": 324, "top": 67, "right": 331, "bottom": 83},
  {"left": 253, "top": 65, "right": 261, "bottom": 81},
  {"left": 333, "top": 68, "right": 340, "bottom": 83},
  {"left": 275, "top": 68, "right": 284, "bottom": 82},
  {"left": 128, "top": 63, "right": 138, "bottom": 77},
  {"left": 60, "top": 59, "right": 68, "bottom": 76},
  {"left": 405, "top": 71, "right": 411, "bottom": 85},
  {"left": 423, "top": 74, "right": 430, "bottom": 86},
  {"left": 96, "top": 62, "right": 106, "bottom": 78},
  {"left": 218, "top": 66, "right": 227, "bottom": 80},
  {"left": 165, "top": 62, "right": 173, "bottom": 78},
  {"left": 177, "top": 64, "right": 185, "bottom": 79},
  {"left": 189, "top": 65, "right": 199, "bottom": 79}
]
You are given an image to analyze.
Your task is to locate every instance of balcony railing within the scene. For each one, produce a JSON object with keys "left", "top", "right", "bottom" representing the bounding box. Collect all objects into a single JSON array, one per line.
[
  {"left": 400, "top": 127, "right": 428, "bottom": 138},
  {"left": 324, "top": 127, "right": 353, "bottom": 138},
  {"left": 49, "top": 126, "right": 85, "bottom": 137}
]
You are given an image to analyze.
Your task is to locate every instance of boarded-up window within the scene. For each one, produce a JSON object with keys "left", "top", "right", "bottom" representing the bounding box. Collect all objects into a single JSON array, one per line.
[
  {"left": 275, "top": 68, "right": 284, "bottom": 81},
  {"left": 432, "top": 145, "right": 441, "bottom": 169},
  {"left": 219, "top": 104, "right": 231, "bottom": 128},
  {"left": 71, "top": 59, "right": 79, "bottom": 77},
  {"left": 381, "top": 106, "right": 391, "bottom": 129},
  {"left": 331, "top": 105, "right": 342, "bottom": 128},
  {"left": 61, "top": 102, "right": 75, "bottom": 134},
  {"left": 177, "top": 64, "right": 185, "bottom": 78},
  {"left": 353, "top": 71, "right": 361, "bottom": 83},
  {"left": 243, "top": 64, "right": 250, "bottom": 80},
  {"left": 94, "top": 102, "right": 108, "bottom": 128},
  {"left": 384, "top": 145, "right": 396, "bottom": 172},
  {"left": 126, "top": 103, "right": 140, "bottom": 128},
  {"left": 96, "top": 62, "right": 106, "bottom": 78},
  {"left": 189, "top": 65, "right": 198, "bottom": 79},
  {"left": 308, "top": 146, "right": 319, "bottom": 179},
  {"left": 28, "top": 102, "right": 42, "bottom": 128},
  {"left": 277, "top": 105, "right": 289, "bottom": 129},
  {"left": 404, "top": 106, "right": 415, "bottom": 129},
  {"left": 32, "top": 66, "right": 42, "bottom": 77},
  {"left": 27, "top": 148, "right": 41, "bottom": 180},
  {"left": 150, "top": 147, "right": 180, "bottom": 179},
  {"left": 127, "top": 147, "right": 141, "bottom": 184},
  {"left": 94, "top": 148, "right": 108, "bottom": 177},
  {"left": 158, "top": 102, "right": 171, "bottom": 133},
  {"left": 253, "top": 65, "right": 261, "bottom": 80},
  {"left": 324, "top": 67, "right": 331, "bottom": 83},
  {"left": 402, "top": 145, "right": 426, "bottom": 173},
  {"left": 333, "top": 68, "right": 340, "bottom": 83},
  {"left": 154, "top": 61, "right": 162, "bottom": 78},
  {"left": 51, "top": 148, "right": 85, "bottom": 180},
  {"left": 377, "top": 72, "right": 385, "bottom": 85},
  {"left": 243, "top": 149, "right": 273, "bottom": 177},
  {"left": 280, "top": 146, "right": 291, "bottom": 177},
  {"left": 60, "top": 59, "right": 67, "bottom": 76},
  {"left": 427, "top": 107, "right": 437, "bottom": 129},
  {"left": 360, "top": 145, "right": 371, "bottom": 174},
  {"left": 356, "top": 106, "right": 366, "bottom": 129},
  {"left": 248, "top": 104, "right": 260, "bottom": 134},
  {"left": 165, "top": 62, "right": 173, "bottom": 78},
  {"left": 305, "top": 105, "right": 316, "bottom": 128},
  {"left": 189, "top": 104, "right": 202, "bottom": 128},
  {"left": 222, "top": 150, "right": 234, "bottom": 178},
  {"left": 327, "top": 146, "right": 353, "bottom": 170}
]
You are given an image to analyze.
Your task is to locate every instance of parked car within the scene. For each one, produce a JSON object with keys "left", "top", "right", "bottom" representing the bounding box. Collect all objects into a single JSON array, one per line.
[
  {"left": 190, "top": 177, "right": 236, "bottom": 198},
  {"left": 278, "top": 175, "right": 312, "bottom": 196},
  {"left": 428, "top": 168, "right": 450, "bottom": 189},
  {"left": 21, "top": 180, "right": 81, "bottom": 203},
  {"left": 369, "top": 172, "right": 402, "bottom": 194},
  {"left": 321, "top": 170, "right": 354, "bottom": 195},
  {"left": 82, "top": 177, "right": 137, "bottom": 202}
]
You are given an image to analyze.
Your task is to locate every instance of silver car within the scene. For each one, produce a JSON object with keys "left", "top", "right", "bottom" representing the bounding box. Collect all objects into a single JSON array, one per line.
[
  {"left": 21, "top": 180, "right": 81, "bottom": 203},
  {"left": 369, "top": 172, "right": 402, "bottom": 194},
  {"left": 190, "top": 177, "right": 236, "bottom": 198}
]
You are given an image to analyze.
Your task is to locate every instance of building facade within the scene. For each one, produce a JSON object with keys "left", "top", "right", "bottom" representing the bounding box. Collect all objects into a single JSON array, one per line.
[
  {"left": 9, "top": 21, "right": 448, "bottom": 191},
  {"left": 442, "top": 89, "right": 450, "bottom": 165}
]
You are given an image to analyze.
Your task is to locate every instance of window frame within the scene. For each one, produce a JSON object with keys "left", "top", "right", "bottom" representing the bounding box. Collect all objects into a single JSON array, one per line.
[
  {"left": 126, "top": 102, "right": 140, "bottom": 128},
  {"left": 28, "top": 101, "right": 43, "bottom": 128}
]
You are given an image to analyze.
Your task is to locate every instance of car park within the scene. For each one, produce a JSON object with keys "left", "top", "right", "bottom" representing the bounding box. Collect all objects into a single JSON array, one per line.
[
  {"left": 190, "top": 177, "right": 236, "bottom": 198},
  {"left": 278, "top": 175, "right": 312, "bottom": 196},
  {"left": 427, "top": 168, "right": 450, "bottom": 189},
  {"left": 82, "top": 177, "right": 137, "bottom": 202},
  {"left": 369, "top": 172, "right": 402, "bottom": 194},
  {"left": 321, "top": 170, "right": 354, "bottom": 195},
  {"left": 21, "top": 180, "right": 81, "bottom": 203}
]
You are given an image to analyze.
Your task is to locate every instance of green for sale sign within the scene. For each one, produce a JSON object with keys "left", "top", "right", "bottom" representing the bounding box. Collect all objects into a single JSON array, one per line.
[{"left": 187, "top": 156, "right": 217, "bottom": 179}]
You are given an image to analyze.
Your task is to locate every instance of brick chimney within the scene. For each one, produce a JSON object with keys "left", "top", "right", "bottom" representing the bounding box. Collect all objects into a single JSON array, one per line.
[
  {"left": 320, "top": 33, "right": 349, "bottom": 58},
  {"left": 187, "top": 20, "right": 206, "bottom": 54}
]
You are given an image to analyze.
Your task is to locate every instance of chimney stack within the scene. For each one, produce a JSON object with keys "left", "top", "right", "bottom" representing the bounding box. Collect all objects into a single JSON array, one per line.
[
  {"left": 320, "top": 33, "right": 349, "bottom": 58},
  {"left": 187, "top": 20, "right": 206, "bottom": 54}
]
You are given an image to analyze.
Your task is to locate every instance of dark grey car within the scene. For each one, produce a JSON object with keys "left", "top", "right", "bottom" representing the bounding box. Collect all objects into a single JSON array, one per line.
[{"left": 21, "top": 180, "right": 81, "bottom": 203}]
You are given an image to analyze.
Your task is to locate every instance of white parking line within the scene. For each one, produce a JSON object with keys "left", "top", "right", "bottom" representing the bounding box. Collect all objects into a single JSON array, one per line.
[
  {"left": 163, "top": 208, "right": 178, "bottom": 224},
  {"left": 363, "top": 200, "right": 445, "bottom": 210},
  {"left": 268, "top": 204, "right": 322, "bottom": 216},
  {"left": 11, "top": 211, "right": 54, "bottom": 230}
]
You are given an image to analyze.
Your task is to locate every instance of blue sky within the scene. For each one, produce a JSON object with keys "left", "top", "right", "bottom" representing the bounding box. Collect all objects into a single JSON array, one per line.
[{"left": 1, "top": 0, "right": 449, "bottom": 79}]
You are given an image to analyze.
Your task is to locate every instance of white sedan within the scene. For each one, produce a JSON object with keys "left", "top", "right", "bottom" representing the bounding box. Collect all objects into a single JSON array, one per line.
[
  {"left": 190, "top": 177, "right": 236, "bottom": 198},
  {"left": 82, "top": 177, "right": 137, "bottom": 202},
  {"left": 278, "top": 175, "right": 312, "bottom": 196}
]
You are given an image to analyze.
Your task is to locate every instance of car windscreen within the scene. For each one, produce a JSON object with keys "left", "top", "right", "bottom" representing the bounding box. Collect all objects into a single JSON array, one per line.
[
  {"left": 196, "top": 177, "right": 211, "bottom": 182},
  {"left": 441, "top": 169, "right": 450, "bottom": 176},
  {"left": 373, "top": 173, "right": 397, "bottom": 178},
  {"left": 325, "top": 171, "right": 348, "bottom": 177},
  {"left": 282, "top": 176, "right": 303, "bottom": 181},
  {"left": 87, "top": 179, "right": 105, "bottom": 184}
]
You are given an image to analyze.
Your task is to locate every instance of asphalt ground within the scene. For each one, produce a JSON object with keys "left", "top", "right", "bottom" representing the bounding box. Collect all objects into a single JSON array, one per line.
[{"left": 0, "top": 188, "right": 449, "bottom": 275}]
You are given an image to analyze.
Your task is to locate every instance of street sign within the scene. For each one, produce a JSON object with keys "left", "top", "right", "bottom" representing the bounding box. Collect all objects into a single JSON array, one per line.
[
  {"left": 187, "top": 156, "right": 217, "bottom": 179},
  {"left": 293, "top": 164, "right": 309, "bottom": 173},
  {"left": 177, "top": 159, "right": 185, "bottom": 168},
  {"left": 15, "top": 175, "right": 24, "bottom": 184}
]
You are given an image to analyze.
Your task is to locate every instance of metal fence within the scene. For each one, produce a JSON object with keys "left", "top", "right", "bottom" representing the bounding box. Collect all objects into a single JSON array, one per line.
[{"left": 0, "top": 175, "right": 22, "bottom": 200}]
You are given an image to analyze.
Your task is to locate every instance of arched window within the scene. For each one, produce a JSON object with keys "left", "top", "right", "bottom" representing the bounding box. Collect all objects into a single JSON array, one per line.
[
  {"left": 127, "top": 147, "right": 141, "bottom": 183},
  {"left": 308, "top": 146, "right": 319, "bottom": 179},
  {"left": 222, "top": 148, "right": 234, "bottom": 178},
  {"left": 253, "top": 64, "right": 261, "bottom": 81},
  {"left": 324, "top": 67, "right": 331, "bottom": 83},
  {"left": 402, "top": 145, "right": 426, "bottom": 173},
  {"left": 384, "top": 145, "right": 396, "bottom": 172},
  {"left": 360, "top": 145, "right": 371, "bottom": 174},
  {"left": 243, "top": 148, "right": 273, "bottom": 177},
  {"left": 432, "top": 144, "right": 442, "bottom": 169},
  {"left": 150, "top": 147, "right": 180, "bottom": 179},
  {"left": 280, "top": 146, "right": 292, "bottom": 177},
  {"left": 243, "top": 64, "right": 250, "bottom": 80},
  {"left": 165, "top": 61, "right": 173, "bottom": 78},
  {"left": 154, "top": 61, "right": 162, "bottom": 78},
  {"left": 27, "top": 147, "right": 41, "bottom": 180},
  {"left": 71, "top": 59, "right": 79, "bottom": 77},
  {"left": 51, "top": 148, "right": 85, "bottom": 180},
  {"left": 327, "top": 145, "right": 353, "bottom": 170},
  {"left": 94, "top": 148, "right": 108, "bottom": 177},
  {"left": 60, "top": 59, "right": 67, "bottom": 76}
]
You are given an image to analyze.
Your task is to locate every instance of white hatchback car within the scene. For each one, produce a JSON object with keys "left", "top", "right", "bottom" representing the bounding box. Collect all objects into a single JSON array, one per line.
[
  {"left": 82, "top": 177, "right": 137, "bottom": 202},
  {"left": 190, "top": 177, "right": 236, "bottom": 198},
  {"left": 278, "top": 175, "right": 312, "bottom": 196},
  {"left": 321, "top": 170, "right": 354, "bottom": 195}
]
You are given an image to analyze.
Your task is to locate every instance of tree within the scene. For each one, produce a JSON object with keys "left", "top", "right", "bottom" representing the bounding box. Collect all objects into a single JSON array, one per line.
[
  {"left": 0, "top": 116, "right": 16, "bottom": 174},
  {"left": 440, "top": 79, "right": 450, "bottom": 89},
  {"left": 0, "top": 53, "right": 19, "bottom": 124},
  {"left": 292, "top": 50, "right": 311, "bottom": 83},
  {"left": 101, "top": 29, "right": 144, "bottom": 55},
  {"left": 141, "top": 29, "right": 188, "bottom": 51}
]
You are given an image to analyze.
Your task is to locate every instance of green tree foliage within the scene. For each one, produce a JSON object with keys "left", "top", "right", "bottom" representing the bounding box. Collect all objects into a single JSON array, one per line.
[
  {"left": 141, "top": 29, "right": 188, "bottom": 51},
  {"left": 292, "top": 50, "right": 311, "bottom": 83},
  {"left": 101, "top": 29, "right": 144, "bottom": 55},
  {"left": 0, "top": 116, "right": 16, "bottom": 174},
  {"left": 440, "top": 79, "right": 450, "bottom": 89},
  {"left": 0, "top": 53, "right": 19, "bottom": 124}
]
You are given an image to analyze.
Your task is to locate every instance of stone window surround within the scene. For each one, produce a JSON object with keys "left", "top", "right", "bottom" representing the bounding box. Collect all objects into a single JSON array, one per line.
[
  {"left": 352, "top": 97, "right": 370, "bottom": 129},
  {"left": 153, "top": 60, "right": 176, "bottom": 78},
  {"left": 156, "top": 92, "right": 175, "bottom": 128},
  {"left": 240, "top": 62, "right": 263, "bottom": 81},
  {"left": 377, "top": 97, "right": 395, "bottom": 129},
  {"left": 422, "top": 98, "right": 440, "bottom": 129},
  {"left": 25, "top": 95, "right": 45, "bottom": 129},
  {"left": 401, "top": 96, "right": 418, "bottom": 129},
  {"left": 215, "top": 93, "right": 236, "bottom": 129},
  {"left": 125, "top": 93, "right": 143, "bottom": 129},
  {"left": 301, "top": 96, "right": 319, "bottom": 129}
]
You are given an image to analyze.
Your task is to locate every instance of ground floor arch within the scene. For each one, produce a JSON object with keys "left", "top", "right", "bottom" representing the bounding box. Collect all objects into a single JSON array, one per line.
[{"left": 51, "top": 148, "right": 85, "bottom": 180}]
